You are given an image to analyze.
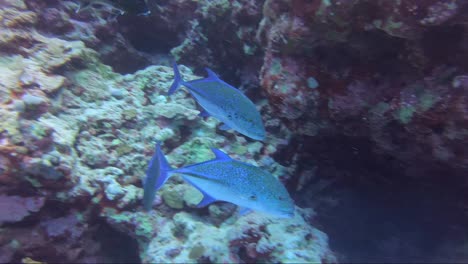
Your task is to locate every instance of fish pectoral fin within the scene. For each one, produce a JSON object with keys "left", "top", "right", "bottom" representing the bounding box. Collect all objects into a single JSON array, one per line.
[
  {"left": 197, "top": 194, "right": 217, "bottom": 208},
  {"left": 179, "top": 176, "right": 219, "bottom": 207},
  {"left": 238, "top": 207, "right": 253, "bottom": 216},
  {"left": 219, "top": 124, "right": 231, "bottom": 131}
]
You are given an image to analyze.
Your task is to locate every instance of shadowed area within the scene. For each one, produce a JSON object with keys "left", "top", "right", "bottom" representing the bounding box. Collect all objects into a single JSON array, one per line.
[{"left": 287, "top": 135, "right": 468, "bottom": 263}]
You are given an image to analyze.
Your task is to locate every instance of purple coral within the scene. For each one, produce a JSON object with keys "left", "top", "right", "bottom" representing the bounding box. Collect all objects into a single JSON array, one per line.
[{"left": 0, "top": 195, "right": 45, "bottom": 224}]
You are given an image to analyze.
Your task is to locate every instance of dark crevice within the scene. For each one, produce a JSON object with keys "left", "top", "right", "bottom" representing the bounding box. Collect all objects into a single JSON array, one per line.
[
  {"left": 118, "top": 17, "right": 179, "bottom": 54},
  {"left": 94, "top": 219, "right": 141, "bottom": 263},
  {"left": 422, "top": 24, "right": 465, "bottom": 66},
  {"left": 288, "top": 135, "right": 468, "bottom": 263}
]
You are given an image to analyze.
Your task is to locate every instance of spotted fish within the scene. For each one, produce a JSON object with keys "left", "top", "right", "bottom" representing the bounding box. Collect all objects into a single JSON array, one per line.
[
  {"left": 142, "top": 143, "right": 294, "bottom": 218},
  {"left": 169, "top": 63, "right": 266, "bottom": 141}
]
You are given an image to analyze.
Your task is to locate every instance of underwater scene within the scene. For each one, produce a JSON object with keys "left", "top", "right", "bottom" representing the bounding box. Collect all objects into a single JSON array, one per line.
[{"left": 0, "top": 0, "right": 467, "bottom": 263}]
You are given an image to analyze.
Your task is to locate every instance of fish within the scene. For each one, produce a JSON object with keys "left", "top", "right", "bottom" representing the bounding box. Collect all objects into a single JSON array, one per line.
[
  {"left": 168, "top": 63, "right": 266, "bottom": 141},
  {"left": 142, "top": 143, "right": 295, "bottom": 218}
]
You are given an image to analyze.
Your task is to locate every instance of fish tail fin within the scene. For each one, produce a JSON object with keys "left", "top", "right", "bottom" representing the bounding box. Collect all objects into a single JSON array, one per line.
[
  {"left": 142, "top": 142, "right": 173, "bottom": 211},
  {"left": 168, "top": 62, "right": 185, "bottom": 95}
]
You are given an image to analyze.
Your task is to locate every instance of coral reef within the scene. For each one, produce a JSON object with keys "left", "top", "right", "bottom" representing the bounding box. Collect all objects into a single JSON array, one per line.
[
  {"left": 3, "top": 0, "right": 468, "bottom": 262},
  {"left": 116, "top": 0, "right": 266, "bottom": 89},
  {"left": 255, "top": 0, "right": 468, "bottom": 262},
  {"left": 0, "top": 195, "right": 45, "bottom": 224},
  {"left": 24, "top": 0, "right": 151, "bottom": 73},
  {"left": 258, "top": 0, "right": 468, "bottom": 177},
  {"left": 0, "top": 1, "right": 333, "bottom": 262},
  {"left": 102, "top": 207, "right": 335, "bottom": 263}
]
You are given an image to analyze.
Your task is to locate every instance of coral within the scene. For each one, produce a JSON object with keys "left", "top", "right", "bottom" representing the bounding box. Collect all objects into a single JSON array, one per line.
[
  {"left": 24, "top": 0, "right": 151, "bottom": 73},
  {"left": 0, "top": 1, "right": 337, "bottom": 262},
  {"left": 161, "top": 185, "right": 188, "bottom": 209},
  {"left": 102, "top": 208, "right": 157, "bottom": 243},
  {"left": 0, "top": 208, "right": 110, "bottom": 263},
  {"left": 105, "top": 208, "right": 335, "bottom": 263},
  {"left": 110, "top": 0, "right": 265, "bottom": 87},
  {"left": 40, "top": 213, "right": 84, "bottom": 241},
  {"left": 0, "top": 195, "right": 45, "bottom": 225},
  {"left": 258, "top": 0, "right": 468, "bottom": 176},
  {"left": 1, "top": 0, "right": 468, "bottom": 262},
  {"left": 0, "top": 14, "right": 317, "bottom": 259},
  {"left": 161, "top": 183, "right": 204, "bottom": 209},
  {"left": 228, "top": 208, "right": 334, "bottom": 263}
]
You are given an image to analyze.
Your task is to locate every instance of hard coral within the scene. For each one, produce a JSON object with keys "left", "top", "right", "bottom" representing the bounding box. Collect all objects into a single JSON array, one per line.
[
  {"left": 104, "top": 207, "right": 335, "bottom": 263},
  {"left": 0, "top": 195, "right": 45, "bottom": 225},
  {"left": 40, "top": 214, "right": 85, "bottom": 241},
  {"left": 258, "top": 0, "right": 468, "bottom": 176},
  {"left": 25, "top": 0, "right": 151, "bottom": 74},
  {"left": 0, "top": 1, "right": 335, "bottom": 262}
]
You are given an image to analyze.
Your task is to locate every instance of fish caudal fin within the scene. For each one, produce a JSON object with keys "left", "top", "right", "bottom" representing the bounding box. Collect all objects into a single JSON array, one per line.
[
  {"left": 142, "top": 142, "right": 173, "bottom": 211},
  {"left": 168, "top": 62, "right": 184, "bottom": 95}
]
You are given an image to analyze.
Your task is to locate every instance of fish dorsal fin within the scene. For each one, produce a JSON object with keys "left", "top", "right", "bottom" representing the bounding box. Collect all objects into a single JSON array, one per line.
[
  {"left": 211, "top": 148, "right": 231, "bottom": 161},
  {"left": 205, "top": 68, "right": 220, "bottom": 80}
]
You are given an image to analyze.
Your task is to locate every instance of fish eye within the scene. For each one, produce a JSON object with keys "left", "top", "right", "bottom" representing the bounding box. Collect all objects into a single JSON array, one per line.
[
  {"left": 278, "top": 196, "right": 284, "bottom": 201},
  {"left": 249, "top": 194, "right": 257, "bottom": 200}
]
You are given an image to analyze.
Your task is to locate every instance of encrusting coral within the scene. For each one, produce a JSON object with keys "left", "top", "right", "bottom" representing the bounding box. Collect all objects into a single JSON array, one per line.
[{"left": 0, "top": 1, "right": 334, "bottom": 262}]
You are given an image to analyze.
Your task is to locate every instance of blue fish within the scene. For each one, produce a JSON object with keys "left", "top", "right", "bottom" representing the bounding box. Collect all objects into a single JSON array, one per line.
[
  {"left": 169, "top": 63, "right": 266, "bottom": 141},
  {"left": 142, "top": 143, "right": 294, "bottom": 218}
]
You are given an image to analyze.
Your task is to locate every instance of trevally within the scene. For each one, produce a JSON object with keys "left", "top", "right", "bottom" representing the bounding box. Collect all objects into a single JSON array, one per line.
[
  {"left": 169, "top": 63, "right": 266, "bottom": 141},
  {"left": 142, "top": 143, "right": 294, "bottom": 218}
]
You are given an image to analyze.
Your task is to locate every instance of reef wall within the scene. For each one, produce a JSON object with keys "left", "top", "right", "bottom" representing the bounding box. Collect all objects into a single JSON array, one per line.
[
  {"left": 258, "top": 0, "right": 468, "bottom": 175},
  {"left": 1, "top": 0, "right": 468, "bottom": 262},
  {"left": 0, "top": 0, "right": 335, "bottom": 262},
  {"left": 255, "top": 1, "right": 468, "bottom": 261}
]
